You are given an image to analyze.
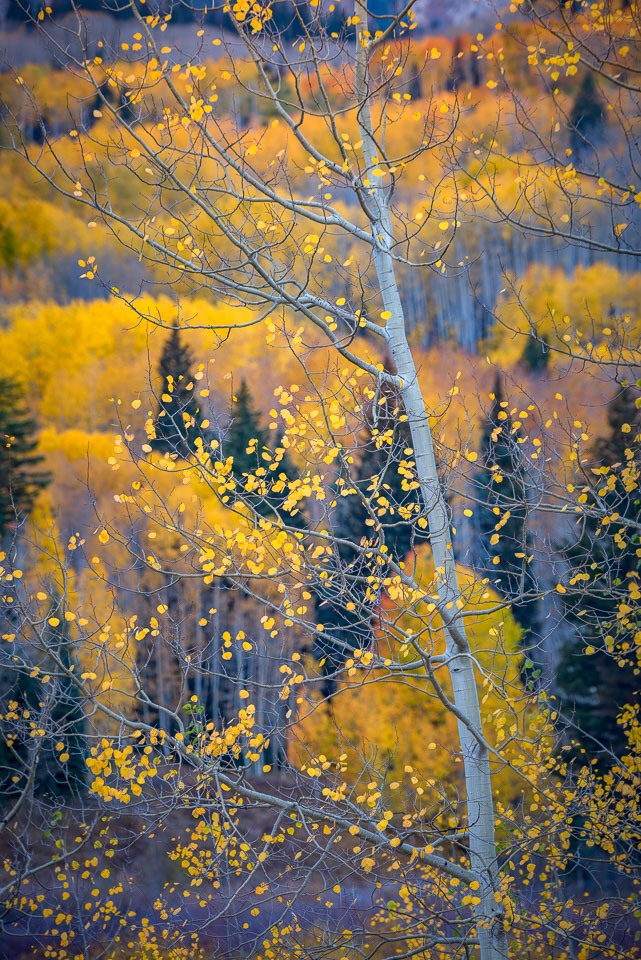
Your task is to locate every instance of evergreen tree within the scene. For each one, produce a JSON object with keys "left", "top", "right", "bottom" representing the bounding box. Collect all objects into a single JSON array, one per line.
[
  {"left": 43, "top": 609, "right": 86, "bottom": 796},
  {"left": 0, "top": 606, "right": 87, "bottom": 802},
  {"left": 223, "top": 379, "right": 269, "bottom": 478},
  {"left": 474, "top": 375, "right": 537, "bottom": 635},
  {"left": 338, "top": 378, "right": 422, "bottom": 565},
  {"left": 569, "top": 70, "right": 605, "bottom": 159},
  {"left": 0, "top": 657, "right": 42, "bottom": 803},
  {"left": 152, "top": 326, "right": 201, "bottom": 457},
  {"left": 223, "top": 380, "right": 305, "bottom": 526},
  {"left": 557, "top": 385, "right": 641, "bottom": 761},
  {"left": 447, "top": 37, "right": 467, "bottom": 92},
  {"left": 311, "top": 488, "right": 377, "bottom": 697},
  {"left": 0, "top": 376, "right": 50, "bottom": 538},
  {"left": 313, "top": 371, "right": 425, "bottom": 694},
  {"left": 520, "top": 333, "right": 549, "bottom": 373}
]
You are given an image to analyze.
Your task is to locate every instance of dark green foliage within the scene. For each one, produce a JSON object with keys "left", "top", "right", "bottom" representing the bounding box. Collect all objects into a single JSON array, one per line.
[
  {"left": 0, "top": 607, "right": 86, "bottom": 802},
  {"left": 338, "top": 387, "right": 421, "bottom": 566},
  {"left": 313, "top": 375, "right": 424, "bottom": 695},
  {"left": 311, "top": 535, "right": 378, "bottom": 699},
  {"left": 569, "top": 70, "right": 605, "bottom": 159},
  {"left": 0, "top": 376, "right": 50, "bottom": 538},
  {"left": 223, "top": 380, "right": 304, "bottom": 527},
  {"left": 474, "top": 375, "right": 537, "bottom": 635},
  {"left": 557, "top": 385, "right": 641, "bottom": 761},
  {"left": 223, "top": 380, "right": 268, "bottom": 479},
  {"left": 0, "top": 660, "right": 42, "bottom": 802},
  {"left": 152, "top": 326, "right": 202, "bottom": 457},
  {"left": 520, "top": 334, "right": 549, "bottom": 372},
  {"left": 43, "top": 610, "right": 87, "bottom": 795}
]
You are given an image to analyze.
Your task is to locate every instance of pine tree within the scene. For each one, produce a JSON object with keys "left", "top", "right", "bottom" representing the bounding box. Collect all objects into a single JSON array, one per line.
[
  {"left": 474, "top": 375, "right": 537, "bottom": 635},
  {"left": 223, "top": 380, "right": 305, "bottom": 526},
  {"left": 520, "top": 334, "right": 549, "bottom": 373},
  {"left": 339, "top": 378, "right": 422, "bottom": 564},
  {"left": 271, "top": 428, "right": 307, "bottom": 530},
  {"left": 0, "top": 376, "right": 50, "bottom": 538},
  {"left": 313, "top": 371, "right": 424, "bottom": 694},
  {"left": 152, "top": 326, "right": 201, "bottom": 457},
  {"left": 0, "top": 659, "right": 42, "bottom": 803},
  {"left": 569, "top": 70, "right": 605, "bottom": 159},
  {"left": 223, "top": 380, "right": 269, "bottom": 478},
  {"left": 0, "top": 607, "right": 87, "bottom": 802},
  {"left": 557, "top": 385, "right": 641, "bottom": 761},
  {"left": 43, "top": 609, "right": 86, "bottom": 796}
]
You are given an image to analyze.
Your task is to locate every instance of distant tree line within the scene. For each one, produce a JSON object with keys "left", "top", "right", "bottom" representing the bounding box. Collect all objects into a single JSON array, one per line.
[
  {"left": 2, "top": 0, "right": 347, "bottom": 40},
  {"left": 1, "top": 324, "right": 637, "bottom": 800}
]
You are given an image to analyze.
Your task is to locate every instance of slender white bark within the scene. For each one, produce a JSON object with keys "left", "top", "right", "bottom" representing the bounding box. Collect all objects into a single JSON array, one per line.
[
  {"left": 353, "top": 8, "right": 507, "bottom": 958},
  {"left": 383, "top": 252, "right": 508, "bottom": 960}
]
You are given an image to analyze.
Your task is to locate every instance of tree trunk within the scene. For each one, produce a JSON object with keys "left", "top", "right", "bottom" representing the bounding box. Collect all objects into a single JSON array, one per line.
[{"left": 353, "top": 5, "right": 507, "bottom": 954}]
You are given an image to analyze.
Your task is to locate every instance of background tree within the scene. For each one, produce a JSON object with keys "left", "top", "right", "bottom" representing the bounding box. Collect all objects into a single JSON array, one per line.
[
  {"left": 0, "top": 650, "right": 42, "bottom": 803},
  {"left": 0, "top": 376, "right": 50, "bottom": 538},
  {"left": 519, "top": 333, "right": 549, "bottom": 373},
  {"left": 41, "top": 606, "right": 86, "bottom": 796},
  {"left": 151, "top": 325, "right": 201, "bottom": 457},
  {"left": 312, "top": 368, "right": 425, "bottom": 693},
  {"left": 224, "top": 379, "right": 305, "bottom": 526},
  {"left": 473, "top": 375, "right": 537, "bottom": 639},
  {"left": 222, "top": 379, "right": 268, "bottom": 479},
  {"left": 0, "top": 602, "right": 86, "bottom": 801},
  {"left": 569, "top": 69, "right": 605, "bottom": 160},
  {"left": 557, "top": 385, "right": 641, "bottom": 761}
]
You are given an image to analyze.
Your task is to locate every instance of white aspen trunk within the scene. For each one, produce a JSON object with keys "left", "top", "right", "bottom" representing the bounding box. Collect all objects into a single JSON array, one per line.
[
  {"left": 380, "top": 247, "right": 508, "bottom": 960},
  {"left": 353, "top": 8, "right": 508, "bottom": 957}
]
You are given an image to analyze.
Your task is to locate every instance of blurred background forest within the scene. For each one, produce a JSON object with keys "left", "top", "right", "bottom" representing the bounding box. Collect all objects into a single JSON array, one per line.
[{"left": 0, "top": 0, "right": 640, "bottom": 956}]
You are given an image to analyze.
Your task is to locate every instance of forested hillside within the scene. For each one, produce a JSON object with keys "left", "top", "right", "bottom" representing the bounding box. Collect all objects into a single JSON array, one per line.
[{"left": 0, "top": 1, "right": 640, "bottom": 959}]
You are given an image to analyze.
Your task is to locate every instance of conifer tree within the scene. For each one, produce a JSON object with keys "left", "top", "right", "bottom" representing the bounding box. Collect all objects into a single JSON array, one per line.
[
  {"left": 152, "top": 326, "right": 201, "bottom": 457},
  {"left": 557, "top": 385, "right": 641, "bottom": 761},
  {"left": 569, "top": 70, "right": 605, "bottom": 159},
  {"left": 0, "top": 376, "right": 50, "bottom": 538},
  {"left": 337, "top": 375, "right": 423, "bottom": 563},
  {"left": 224, "top": 379, "right": 269, "bottom": 479},
  {"left": 224, "top": 380, "right": 304, "bottom": 525},
  {"left": 0, "top": 607, "right": 87, "bottom": 802},
  {"left": 474, "top": 375, "right": 537, "bottom": 635},
  {"left": 0, "top": 659, "right": 42, "bottom": 803},
  {"left": 313, "top": 371, "right": 424, "bottom": 694},
  {"left": 44, "top": 610, "right": 86, "bottom": 796},
  {"left": 520, "top": 334, "right": 549, "bottom": 373}
]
